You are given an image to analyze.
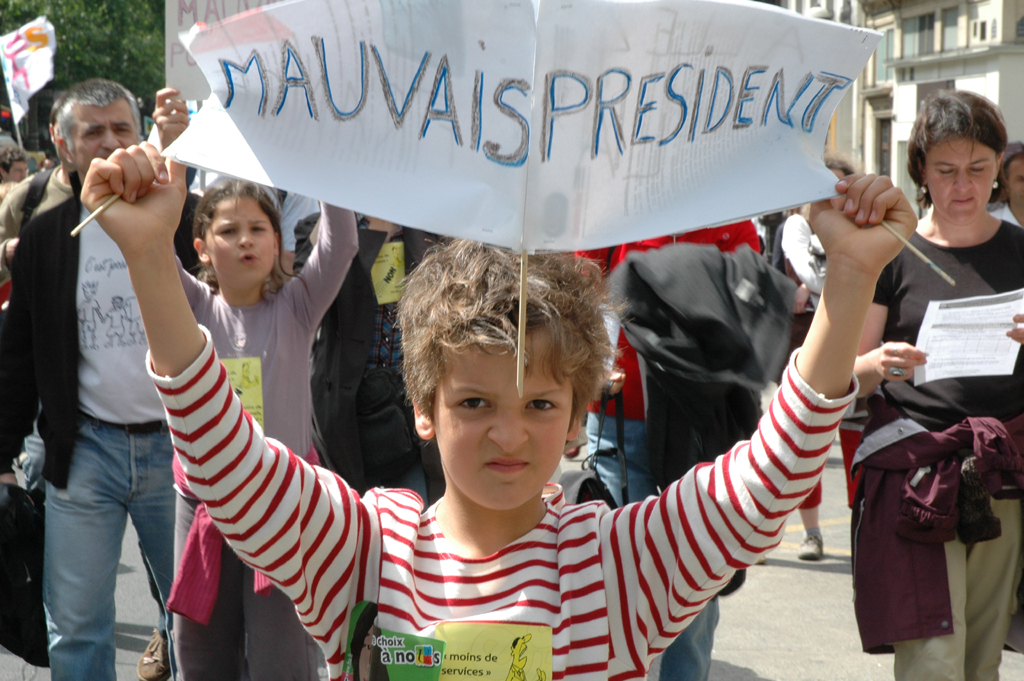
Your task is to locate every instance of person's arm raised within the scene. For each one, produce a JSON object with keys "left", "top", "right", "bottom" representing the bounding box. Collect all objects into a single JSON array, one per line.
[
  {"left": 80, "top": 144, "right": 205, "bottom": 377},
  {"left": 795, "top": 174, "right": 917, "bottom": 399}
]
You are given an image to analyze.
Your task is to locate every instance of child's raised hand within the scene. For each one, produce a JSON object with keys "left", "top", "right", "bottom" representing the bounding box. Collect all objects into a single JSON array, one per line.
[
  {"left": 81, "top": 143, "right": 187, "bottom": 261},
  {"left": 154, "top": 87, "right": 190, "bottom": 149},
  {"left": 809, "top": 174, "right": 917, "bottom": 278}
]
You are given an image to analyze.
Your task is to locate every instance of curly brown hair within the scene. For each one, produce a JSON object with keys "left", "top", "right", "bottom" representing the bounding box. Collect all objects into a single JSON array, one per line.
[
  {"left": 398, "top": 240, "right": 615, "bottom": 424},
  {"left": 908, "top": 90, "right": 1007, "bottom": 208},
  {"left": 193, "top": 181, "right": 288, "bottom": 295},
  {"left": 0, "top": 146, "right": 28, "bottom": 174}
]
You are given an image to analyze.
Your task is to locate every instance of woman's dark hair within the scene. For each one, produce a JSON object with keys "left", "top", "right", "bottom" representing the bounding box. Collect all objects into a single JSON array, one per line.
[
  {"left": 907, "top": 90, "right": 1007, "bottom": 208},
  {"left": 1003, "top": 142, "right": 1024, "bottom": 180},
  {"left": 193, "top": 181, "right": 288, "bottom": 294}
]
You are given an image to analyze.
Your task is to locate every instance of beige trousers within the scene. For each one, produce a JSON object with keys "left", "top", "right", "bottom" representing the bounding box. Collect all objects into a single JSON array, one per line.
[{"left": 893, "top": 498, "right": 1023, "bottom": 681}]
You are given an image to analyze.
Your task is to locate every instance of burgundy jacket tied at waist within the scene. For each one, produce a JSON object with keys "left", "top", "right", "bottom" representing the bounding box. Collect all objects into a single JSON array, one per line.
[{"left": 850, "top": 395, "right": 1024, "bottom": 653}]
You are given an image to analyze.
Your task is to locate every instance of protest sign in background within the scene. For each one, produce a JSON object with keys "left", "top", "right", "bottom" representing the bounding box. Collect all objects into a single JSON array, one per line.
[
  {"left": 1, "top": 16, "right": 56, "bottom": 126},
  {"left": 166, "top": 0, "right": 879, "bottom": 252},
  {"left": 166, "top": 0, "right": 286, "bottom": 100}
]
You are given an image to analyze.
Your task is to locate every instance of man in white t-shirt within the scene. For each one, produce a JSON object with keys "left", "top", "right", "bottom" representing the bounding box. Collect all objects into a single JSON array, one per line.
[{"left": 0, "top": 79, "right": 200, "bottom": 681}]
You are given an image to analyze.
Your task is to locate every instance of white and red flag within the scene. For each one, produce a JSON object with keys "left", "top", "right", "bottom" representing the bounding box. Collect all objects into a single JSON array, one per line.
[{"left": 1, "top": 16, "right": 57, "bottom": 125}]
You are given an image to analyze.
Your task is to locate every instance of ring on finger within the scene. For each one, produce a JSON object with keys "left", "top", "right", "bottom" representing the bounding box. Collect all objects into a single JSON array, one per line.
[{"left": 888, "top": 366, "right": 908, "bottom": 378}]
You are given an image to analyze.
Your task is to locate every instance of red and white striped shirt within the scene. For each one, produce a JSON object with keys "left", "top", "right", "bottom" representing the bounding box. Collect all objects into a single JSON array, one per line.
[{"left": 152, "top": 329, "right": 854, "bottom": 681}]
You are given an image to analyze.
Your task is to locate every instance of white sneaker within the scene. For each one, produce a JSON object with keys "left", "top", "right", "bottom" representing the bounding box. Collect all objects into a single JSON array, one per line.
[{"left": 797, "top": 534, "right": 823, "bottom": 561}]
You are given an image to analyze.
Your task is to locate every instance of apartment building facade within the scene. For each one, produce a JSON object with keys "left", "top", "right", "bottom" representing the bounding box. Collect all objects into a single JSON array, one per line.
[{"left": 859, "top": 0, "right": 1024, "bottom": 198}]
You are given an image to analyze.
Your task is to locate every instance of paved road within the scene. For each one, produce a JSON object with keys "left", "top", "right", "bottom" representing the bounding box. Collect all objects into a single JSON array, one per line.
[
  {"left": 4, "top": 445, "right": 1024, "bottom": 679},
  {"left": 708, "top": 447, "right": 1024, "bottom": 681}
]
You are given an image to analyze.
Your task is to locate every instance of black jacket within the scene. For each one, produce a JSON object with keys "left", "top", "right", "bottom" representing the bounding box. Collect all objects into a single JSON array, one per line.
[
  {"left": 307, "top": 227, "right": 440, "bottom": 497},
  {"left": 609, "top": 244, "right": 795, "bottom": 487},
  {"left": 0, "top": 174, "right": 199, "bottom": 488}
]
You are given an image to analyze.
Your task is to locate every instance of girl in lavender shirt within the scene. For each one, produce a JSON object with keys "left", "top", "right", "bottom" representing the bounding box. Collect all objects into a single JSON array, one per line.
[{"left": 165, "top": 182, "right": 357, "bottom": 680}]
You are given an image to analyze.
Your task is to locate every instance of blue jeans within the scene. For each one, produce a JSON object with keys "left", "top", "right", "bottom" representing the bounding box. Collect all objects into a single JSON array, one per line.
[
  {"left": 43, "top": 416, "right": 176, "bottom": 681},
  {"left": 586, "top": 413, "right": 718, "bottom": 681}
]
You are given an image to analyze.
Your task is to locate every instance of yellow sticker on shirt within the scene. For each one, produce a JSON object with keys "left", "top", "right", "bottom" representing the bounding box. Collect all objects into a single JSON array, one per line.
[
  {"left": 371, "top": 242, "right": 406, "bottom": 305},
  {"left": 221, "top": 357, "right": 264, "bottom": 428},
  {"left": 434, "top": 623, "right": 551, "bottom": 681}
]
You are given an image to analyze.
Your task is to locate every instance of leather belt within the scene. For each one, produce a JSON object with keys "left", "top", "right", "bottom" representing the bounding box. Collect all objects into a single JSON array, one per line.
[{"left": 80, "top": 412, "right": 165, "bottom": 435}]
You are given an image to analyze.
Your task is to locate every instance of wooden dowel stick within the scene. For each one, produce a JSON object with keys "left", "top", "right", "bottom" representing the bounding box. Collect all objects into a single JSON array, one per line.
[
  {"left": 516, "top": 250, "right": 528, "bottom": 398},
  {"left": 70, "top": 194, "right": 119, "bottom": 237},
  {"left": 879, "top": 220, "right": 955, "bottom": 287}
]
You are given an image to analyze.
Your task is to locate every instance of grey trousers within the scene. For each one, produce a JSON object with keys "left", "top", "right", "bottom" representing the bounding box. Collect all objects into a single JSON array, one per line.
[{"left": 173, "top": 495, "right": 321, "bottom": 681}]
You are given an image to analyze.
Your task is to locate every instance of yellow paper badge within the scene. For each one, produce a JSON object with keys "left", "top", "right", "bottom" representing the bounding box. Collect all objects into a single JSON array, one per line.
[
  {"left": 434, "top": 623, "right": 551, "bottom": 681},
  {"left": 371, "top": 242, "right": 406, "bottom": 305},
  {"left": 221, "top": 357, "right": 264, "bottom": 428}
]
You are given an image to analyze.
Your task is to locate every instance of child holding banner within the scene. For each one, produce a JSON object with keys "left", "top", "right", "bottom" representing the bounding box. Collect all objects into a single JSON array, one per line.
[
  {"left": 81, "top": 142, "right": 915, "bottom": 681},
  {"left": 163, "top": 181, "right": 358, "bottom": 680}
]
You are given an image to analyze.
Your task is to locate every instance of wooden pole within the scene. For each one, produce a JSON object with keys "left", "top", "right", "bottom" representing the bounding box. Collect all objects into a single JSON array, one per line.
[{"left": 516, "top": 250, "right": 528, "bottom": 398}]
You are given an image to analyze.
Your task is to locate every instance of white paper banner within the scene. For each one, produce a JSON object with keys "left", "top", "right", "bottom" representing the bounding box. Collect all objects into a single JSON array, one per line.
[
  {"left": 166, "top": 0, "right": 879, "bottom": 252},
  {"left": 0, "top": 16, "right": 57, "bottom": 125}
]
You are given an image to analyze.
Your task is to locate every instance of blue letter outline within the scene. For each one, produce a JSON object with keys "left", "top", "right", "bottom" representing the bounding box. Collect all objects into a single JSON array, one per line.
[
  {"left": 733, "top": 65, "right": 766, "bottom": 128},
  {"left": 592, "top": 68, "right": 631, "bottom": 158},
  {"left": 220, "top": 50, "right": 268, "bottom": 116},
  {"left": 703, "top": 66, "right": 733, "bottom": 134},
  {"left": 372, "top": 46, "right": 431, "bottom": 129},
  {"left": 275, "top": 40, "right": 319, "bottom": 120},
  {"left": 659, "top": 63, "right": 692, "bottom": 147},
  {"left": 313, "top": 37, "right": 367, "bottom": 121},
  {"left": 420, "top": 54, "right": 462, "bottom": 146},
  {"left": 800, "top": 71, "right": 852, "bottom": 132},
  {"left": 541, "top": 71, "right": 591, "bottom": 163},
  {"left": 760, "top": 70, "right": 813, "bottom": 128},
  {"left": 484, "top": 78, "right": 530, "bottom": 167},
  {"left": 632, "top": 73, "right": 665, "bottom": 145}
]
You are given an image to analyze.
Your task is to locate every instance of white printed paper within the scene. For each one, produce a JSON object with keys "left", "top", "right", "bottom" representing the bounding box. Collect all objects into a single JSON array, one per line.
[
  {"left": 914, "top": 288, "right": 1024, "bottom": 385},
  {"left": 165, "top": 0, "right": 879, "bottom": 252}
]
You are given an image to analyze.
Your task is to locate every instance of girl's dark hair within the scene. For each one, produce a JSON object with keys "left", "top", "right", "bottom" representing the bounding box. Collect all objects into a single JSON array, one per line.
[
  {"left": 907, "top": 90, "right": 1007, "bottom": 208},
  {"left": 192, "top": 181, "right": 288, "bottom": 294},
  {"left": 349, "top": 602, "right": 380, "bottom": 681}
]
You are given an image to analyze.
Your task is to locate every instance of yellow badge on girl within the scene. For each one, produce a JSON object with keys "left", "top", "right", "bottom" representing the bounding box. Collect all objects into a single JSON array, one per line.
[{"left": 221, "top": 357, "right": 264, "bottom": 428}]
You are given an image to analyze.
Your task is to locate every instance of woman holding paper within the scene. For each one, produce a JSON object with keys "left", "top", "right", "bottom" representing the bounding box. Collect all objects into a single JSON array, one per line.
[{"left": 851, "top": 91, "right": 1024, "bottom": 680}]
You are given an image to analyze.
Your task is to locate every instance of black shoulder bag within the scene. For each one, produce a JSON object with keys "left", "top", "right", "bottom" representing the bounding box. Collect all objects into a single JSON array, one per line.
[{"left": 559, "top": 391, "right": 629, "bottom": 507}]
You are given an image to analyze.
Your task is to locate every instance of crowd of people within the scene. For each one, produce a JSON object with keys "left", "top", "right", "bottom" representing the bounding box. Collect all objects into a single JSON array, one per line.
[{"left": 0, "top": 74, "right": 1021, "bottom": 681}]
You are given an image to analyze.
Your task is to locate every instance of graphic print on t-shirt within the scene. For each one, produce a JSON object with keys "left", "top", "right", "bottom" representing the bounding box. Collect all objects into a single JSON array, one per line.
[
  {"left": 77, "top": 216, "right": 167, "bottom": 424},
  {"left": 434, "top": 622, "right": 552, "bottom": 681},
  {"left": 341, "top": 601, "right": 445, "bottom": 681},
  {"left": 76, "top": 279, "right": 145, "bottom": 351}
]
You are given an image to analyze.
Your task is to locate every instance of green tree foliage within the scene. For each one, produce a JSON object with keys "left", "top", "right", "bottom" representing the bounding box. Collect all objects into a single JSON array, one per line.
[{"left": 0, "top": 0, "right": 164, "bottom": 98}]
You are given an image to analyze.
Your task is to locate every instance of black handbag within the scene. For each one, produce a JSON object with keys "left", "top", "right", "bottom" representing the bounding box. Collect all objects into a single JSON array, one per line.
[
  {"left": 559, "top": 391, "right": 629, "bottom": 507},
  {"left": 0, "top": 485, "right": 48, "bottom": 667}
]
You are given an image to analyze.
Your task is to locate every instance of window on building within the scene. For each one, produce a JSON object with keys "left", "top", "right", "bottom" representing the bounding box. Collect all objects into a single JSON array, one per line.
[
  {"left": 1018, "top": 16, "right": 1024, "bottom": 38},
  {"left": 991, "top": 19, "right": 997, "bottom": 39},
  {"left": 903, "top": 14, "right": 935, "bottom": 57},
  {"left": 980, "top": 21, "right": 987, "bottom": 40},
  {"left": 942, "top": 8, "right": 958, "bottom": 50},
  {"left": 878, "top": 118, "right": 892, "bottom": 178},
  {"left": 973, "top": 21, "right": 978, "bottom": 38},
  {"left": 875, "top": 28, "right": 895, "bottom": 83}
]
